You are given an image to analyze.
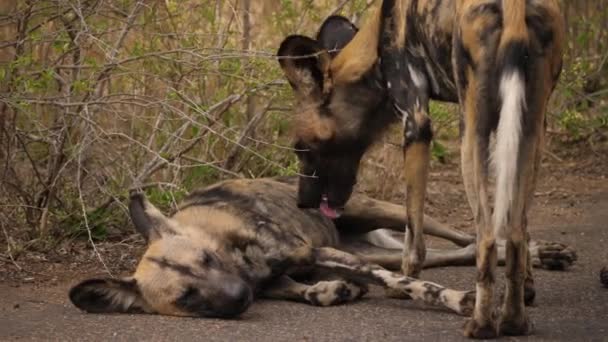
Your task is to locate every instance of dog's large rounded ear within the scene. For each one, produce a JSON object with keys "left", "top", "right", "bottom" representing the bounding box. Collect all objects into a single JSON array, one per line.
[
  {"left": 69, "top": 278, "right": 149, "bottom": 314},
  {"left": 316, "top": 16, "right": 358, "bottom": 57},
  {"left": 129, "top": 192, "right": 172, "bottom": 243},
  {"left": 278, "top": 35, "right": 332, "bottom": 99}
]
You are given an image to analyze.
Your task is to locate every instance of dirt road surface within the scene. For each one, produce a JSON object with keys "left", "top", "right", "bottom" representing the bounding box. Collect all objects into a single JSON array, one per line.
[{"left": 1, "top": 151, "right": 607, "bottom": 341}]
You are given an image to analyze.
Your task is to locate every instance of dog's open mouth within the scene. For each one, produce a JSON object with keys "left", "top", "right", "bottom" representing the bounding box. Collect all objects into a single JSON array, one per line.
[{"left": 319, "top": 194, "right": 343, "bottom": 219}]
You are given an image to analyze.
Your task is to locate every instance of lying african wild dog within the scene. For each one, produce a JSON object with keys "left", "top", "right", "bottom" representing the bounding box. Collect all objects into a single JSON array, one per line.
[
  {"left": 69, "top": 177, "right": 575, "bottom": 318},
  {"left": 277, "top": 0, "right": 564, "bottom": 338}
]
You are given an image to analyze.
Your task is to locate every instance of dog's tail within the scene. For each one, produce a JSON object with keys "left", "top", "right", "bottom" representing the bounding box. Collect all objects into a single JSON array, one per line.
[
  {"left": 501, "top": 0, "right": 528, "bottom": 44},
  {"left": 493, "top": 0, "right": 529, "bottom": 234}
]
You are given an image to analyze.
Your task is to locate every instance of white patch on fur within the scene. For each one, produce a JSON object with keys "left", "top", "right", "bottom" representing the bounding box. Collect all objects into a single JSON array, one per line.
[
  {"left": 440, "top": 289, "right": 472, "bottom": 315},
  {"left": 363, "top": 229, "right": 403, "bottom": 250},
  {"left": 305, "top": 281, "right": 361, "bottom": 306},
  {"left": 371, "top": 269, "right": 401, "bottom": 288},
  {"left": 492, "top": 71, "right": 525, "bottom": 235},
  {"left": 408, "top": 63, "right": 427, "bottom": 89},
  {"left": 369, "top": 269, "right": 470, "bottom": 314},
  {"left": 394, "top": 103, "right": 409, "bottom": 125}
]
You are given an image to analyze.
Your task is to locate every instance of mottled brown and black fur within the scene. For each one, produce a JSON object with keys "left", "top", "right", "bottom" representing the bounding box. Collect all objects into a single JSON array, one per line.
[
  {"left": 278, "top": 0, "right": 564, "bottom": 338},
  {"left": 69, "top": 177, "right": 479, "bottom": 318},
  {"left": 69, "top": 177, "right": 575, "bottom": 319}
]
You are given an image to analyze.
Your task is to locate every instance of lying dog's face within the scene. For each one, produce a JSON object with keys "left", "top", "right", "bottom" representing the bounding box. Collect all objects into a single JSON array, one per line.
[{"left": 69, "top": 194, "right": 253, "bottom": 318}]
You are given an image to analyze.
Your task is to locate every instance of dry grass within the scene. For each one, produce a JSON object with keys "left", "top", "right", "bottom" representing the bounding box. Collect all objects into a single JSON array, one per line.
[{"left": 0, "top": 0, "right": 606, "bottom": 260}]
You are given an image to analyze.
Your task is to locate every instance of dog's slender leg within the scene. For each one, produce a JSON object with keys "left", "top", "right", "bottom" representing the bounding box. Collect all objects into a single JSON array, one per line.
[
  {"left": 524, "top": 231, "right": 536, "bottom": 306},
  {"left": 519, "top": 114, "right": 545, "bottom": 307},
  {"left": 497, "top": 101, "right": 550, "bottom": 335},
  {"left": 422, "top": 215, "right": 475, "bottom": 247},
  {"left": 399, "top": 107, "right": 431, "bottom": 279},
  {"left": 376, "top": 0, "right": 433, "bottom": 278},
  {"left": 340, "top": 193, "right": 575, "bottom": 267},
  {"left": 359, "top": 245, "right": 476, "bottom": 270},
  {"left": 262, "top": 275, "right": 366, "bottom": 306},
  {"left": 497, "top": 141, "right": 539, "bottom": 335},
  {"left": 311, "top": 247, "right": 475, "bottom": 315},
  {"left": 460, "top": 118, "right": 496, "bottom": 338},
  {"left": 263, "top": 275, "right": 310, "bottom": 302},
  {"left": 457, "top": 69, "right": 498, "bottom": 337},
  {"left": 349, "top": 238, "right": 576, "bottom": 272},
  {"left": 454, "top": 5, "right": 503, "bottom": 337},
  {"left": 338, "top": 195, "right": 475, "bottom": 247}
]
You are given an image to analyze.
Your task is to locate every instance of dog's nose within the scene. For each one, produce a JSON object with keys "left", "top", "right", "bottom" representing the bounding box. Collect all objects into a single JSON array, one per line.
[{"left": 221, "top": 282, "right": 252, "bottom": 317}]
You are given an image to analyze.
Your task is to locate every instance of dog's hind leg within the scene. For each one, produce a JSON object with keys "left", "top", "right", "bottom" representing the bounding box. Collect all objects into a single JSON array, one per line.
[
  {"left": 337, "top": 194, "right": 475, "bottom": 247},
  {"left": 493, "top": 2, "right": 564, "bottom": 335},
  {"left": 340, "top": 235, "right": 475, "bottom": 269},
  {"left": 354, "top": 240, "right": 576, "bottom": 271},
  {"left": 310, "top": 247, "right": 475, "bottom": 315},
  {"left": 359, "top": 244, "right": 477, "bottom": 270},
  {"left": 262, "top": 275, "right": 367, "bottom": 307},
  {"left": 454, "top": 2, "right": 505, "bottom": 336},
  {"left": 339, "top": 193, "right": 577, "bottom": 268}
]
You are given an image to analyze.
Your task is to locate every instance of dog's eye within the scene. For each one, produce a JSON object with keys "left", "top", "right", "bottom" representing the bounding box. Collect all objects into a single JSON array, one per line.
[
  {"left": 200, "top": 253, "right": 210, "bottom": 266},
  {"left": 200, "top": 252, "right": 219, "bottom": 268},
  {"left": 175, "top": 286, "right": 205, "bottom": 311}
]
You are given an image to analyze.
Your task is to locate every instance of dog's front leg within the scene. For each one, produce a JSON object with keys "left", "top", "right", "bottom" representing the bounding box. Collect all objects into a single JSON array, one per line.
[
  {"left": 262, "top": 275, "right": 367, "bottom": 307},
  {"left": 379, "top": 1, "right": 432, "bottom": 278},
  {"left": 312, "top": 247, "right": 474, "bottom": 315},
  {"left": 337, "top": 194, "right": 475, "bottom": 247}
]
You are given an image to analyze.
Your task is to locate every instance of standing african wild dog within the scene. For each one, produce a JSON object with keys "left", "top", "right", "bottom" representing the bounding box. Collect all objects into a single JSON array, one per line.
[{"left": 277, "top": 0, "right": 564, "bottom": 338}]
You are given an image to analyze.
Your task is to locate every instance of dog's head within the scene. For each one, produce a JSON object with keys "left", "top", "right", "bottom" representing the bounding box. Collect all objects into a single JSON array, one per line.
[
  {"left": 69, "top": 193, "right": 253, "bottom": 318},
  {"left": 278, "top": 14, "right": 388, "bottom": 218}
]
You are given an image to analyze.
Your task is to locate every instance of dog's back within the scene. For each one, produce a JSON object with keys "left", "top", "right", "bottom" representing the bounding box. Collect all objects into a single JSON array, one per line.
[{"left": 177, "top": 178, "right": 339, "bottom": 250}]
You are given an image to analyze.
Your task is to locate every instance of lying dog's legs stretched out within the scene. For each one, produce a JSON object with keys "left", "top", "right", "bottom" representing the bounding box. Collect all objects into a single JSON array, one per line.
[
  {"left": 337, "top": 194, "right": 475, "bottom": 247},
  {"left": 347, "top": 240, "right": 576, "bottom": 271},
  {"left": 338, "top": 193, "right": 577, "bottom": 271},
  {"left": 264, "top": 245, "right": 475, "bottom": 315},
  {"left": 311, "top": 247, "right": 475, "bottom": 315}
]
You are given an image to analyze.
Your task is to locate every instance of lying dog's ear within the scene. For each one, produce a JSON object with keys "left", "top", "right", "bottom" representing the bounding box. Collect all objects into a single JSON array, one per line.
[
  {"left": 129, "top": 192, "right": 173, "bottom": 243},
  {"left": 316, "top": 16, "right": 358, "bottom": 57},
  {"left": 69, "top": 278, "right": 150, "bottom": 314},
  {"left": 278, "top": 35, "right": 332, "bottom": 101}
]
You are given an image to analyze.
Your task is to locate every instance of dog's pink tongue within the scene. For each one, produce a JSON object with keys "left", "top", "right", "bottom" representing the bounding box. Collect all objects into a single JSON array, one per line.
[{"left": 320, "top": 197, "right": 340, "bottom": 219}]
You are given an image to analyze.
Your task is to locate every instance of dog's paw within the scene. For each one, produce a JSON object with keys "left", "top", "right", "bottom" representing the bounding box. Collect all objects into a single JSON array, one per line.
[
  {"left": 457, "top": 290, "right": 476, "bottom": 316},
  {"left": 304, "top": 280, "right": 367, "bottom": 306},
  {"left": 463, "top": 318, "right": 498, "bottom": 339},
  {"left": 499, "top": 313, "right": 534, "bottom": 336},
  {"left": 529, "top": 240, "right": 577, "bottom": 270}
]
